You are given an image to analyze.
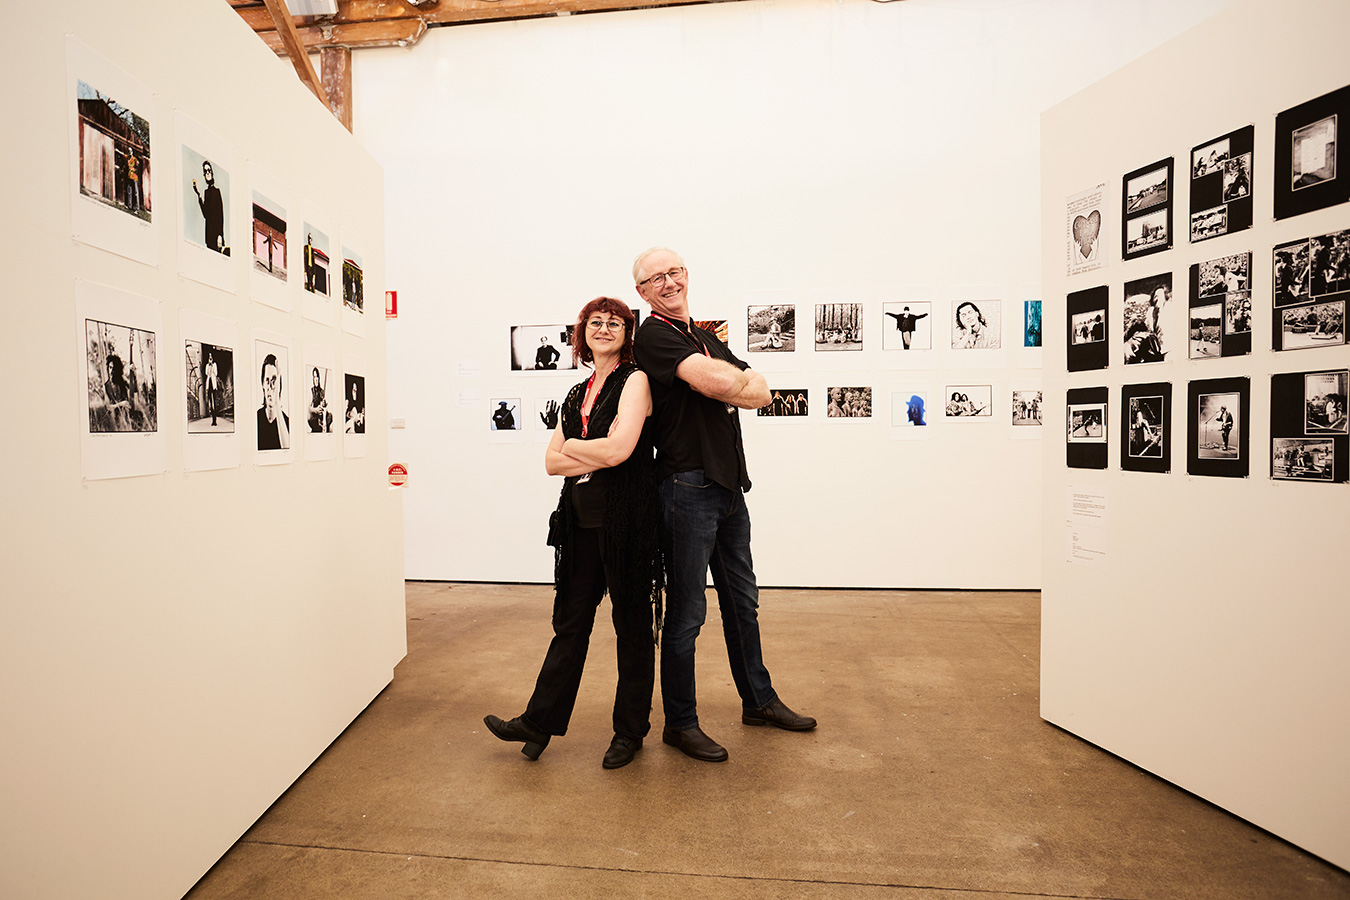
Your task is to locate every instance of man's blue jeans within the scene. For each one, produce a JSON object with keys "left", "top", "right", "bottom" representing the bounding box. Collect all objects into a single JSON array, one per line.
[{"left": 660, "top": 470, "right": 777, "bottom": 730}]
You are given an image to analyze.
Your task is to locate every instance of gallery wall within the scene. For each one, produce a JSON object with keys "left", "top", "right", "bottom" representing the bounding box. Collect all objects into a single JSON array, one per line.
[
  {"left": 357, "top": 0, "right": 1234, "bottom": 589},
  {"left": 0, "top": 2, "right": 404, "bottom": 899},
  {"left": 1040, "top": 0, "right": 1349, "bottom": 868}
]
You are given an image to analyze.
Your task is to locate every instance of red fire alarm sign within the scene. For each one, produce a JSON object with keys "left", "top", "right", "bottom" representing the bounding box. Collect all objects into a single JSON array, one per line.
[
  {"left": 385, "top": 290, "right": 398, "bottom": 319},
  {"left": 388, "top": 463, "right": 408, "bottom": 487}
]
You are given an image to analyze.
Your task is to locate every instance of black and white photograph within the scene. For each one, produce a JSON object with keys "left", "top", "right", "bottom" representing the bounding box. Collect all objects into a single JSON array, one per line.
[
  {"left": 1226, "top": 292, "right": 1253, "bottom": 335},
  {"left": 1024, "top": 300, "right": 1042, "bottom": 348},
  {"left": 301, "top": 224, "right": 331, "bottom": 296},
  {"left": 1070, "top": 310, "right": 1105, "bottom": 345},
  {"left": 76, "top": 78, "right": 151, "bottom": 224},
  {"left": 1123, "top": 273, "right": 1172, "bottom": 365},
  {"left": 1190, "top": 126, "right": 1254, "bottom": 242},
  {"left": 944, "top": 385, "right": 992, "bottom": 418},
  {"left": 1066, "top": 285, "right": 1109, "bottom": 372},
  {"left": 1273, "top": 238, "right": 1311, "bottom": 307},
  {"left": 951, "top": 300, "right": 1001, "bottom": 350},
  {"left": 759, "top": 389, "right": 809, "bottom": 417},
  {"left": 254, "top": 339, "right": 291, "bottom": 452},
  {"left": 342, "top": 246, "right": 364, "bottom": 313},
  {"left": 826, "top": 387, "right": 871, "bottom": 417},
  {"left": 891, "top": 391, "right": 927, "bottom": 427},
  {"left": 185, "top": 340, "right": 233, "bottom": 433},
  {"left": 307, "top": 364, "right": 336, "bottom": 434},
  {"left": 1126, "top": 165, "right": 1169, "bottom": 212},
  {"left": 1281, "top": 301, "right": 1345, "bottom": 350},
  {"left": 1272, "top": 438, "right": 1335, "bottom": 481},
  {"left": 86, "top": 317, "right": 157, "bottom": 433},
  {"left": 490, "top": 398, "right": 521, "bottom": 431},
  {"left": 693, "top": 319, "right": 728, "bottom": 345},
  {"left": 181, "top": 144, "right": 228, "bottom": 255},
  {"left": 1292, "top": 115, "right": 1336, "bottom": 191},
  {"left": 1305, "top": 370, "right": 1349, "bottom": 434},
  {"left": 1011, "top": 390, "right": 1042, "bottom": 426},
  {"left": 1275, "top": 85, "right": 1350, "bottom": 219},
  {"left": 1125, "top": 208, "right": 1169, "bottom": 255},
  {"left": 1192, "top": 138, "right": 1229, "bottom": 178},
  {"left": 1120, "top": 382, "right": 1171, "bottom": 473},
  {"left": 747, "top": 305, "right": 796, "bottom": 352},
  {"left": 1196, "top": 391, "right": 1241, "bottom": 460},
  {"left": 1126, "top": 395, "right": 1164, "bottom": 459},
  {"left": 815, "top": 304, "right": 862, "bottom": 351},
  {"left": 535, "top": 395, "right": 563, "bottom": 431},
  {"left": 510, "top": 324, "right": 576, "bottom": 372},
  {"left": 1188, "top": 303, "right": 1223, "bottom": 359},
  {"left": 344, "top": 373, "right": 366, "bottom": 434},
  {"left": 1197, "top": 252, "right": 1250, "bottom": 297},
  {"left": 882, "top": 302, "right": 932, "bottom": 351},
  {"left": 1309, "top": 229, "right": 1350, "bottom": 297},
  {"left": 1066, "top": 183, "right": 1105, "bottom": 275},
  {"left": 252, "top": 190, "right": 287, "bottom": 282},
  {"left": 1066, "top": 403, "right": 1106, "bottom": 442}
]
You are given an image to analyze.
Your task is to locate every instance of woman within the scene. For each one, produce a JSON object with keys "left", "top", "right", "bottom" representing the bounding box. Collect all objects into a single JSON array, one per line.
[
  {"left": 953, "top": 301, "right": 996, "bottom": 349},
  {"left": 485, "top": 297, "right": 661, "bottom": 770}
]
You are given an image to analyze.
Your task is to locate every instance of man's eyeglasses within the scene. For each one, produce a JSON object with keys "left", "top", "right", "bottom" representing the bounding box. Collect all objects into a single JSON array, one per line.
[
  {"left": 638, "top": 266, "right": 686, "bottom": 289},
  {"left": 587, "top": 319, "right": 624, "bottom": 332}
]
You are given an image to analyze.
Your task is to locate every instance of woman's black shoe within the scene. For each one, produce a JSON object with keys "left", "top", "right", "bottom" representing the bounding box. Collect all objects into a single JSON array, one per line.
[{"left": 484, "top": 714, "right": 550, "bottom": 760}]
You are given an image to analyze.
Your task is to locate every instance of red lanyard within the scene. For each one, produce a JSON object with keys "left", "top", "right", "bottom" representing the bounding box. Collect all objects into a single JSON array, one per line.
[
  {"left": 651, "top": 313, "right": 711, "bottom": 357},
  {"left": 580, "top": 371, "right": 596, "bottom": 438}
]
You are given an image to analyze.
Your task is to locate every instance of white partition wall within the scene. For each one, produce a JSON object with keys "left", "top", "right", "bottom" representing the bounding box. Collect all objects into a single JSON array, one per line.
[
  {"left": 0, "top": 2, "right": 405, "bottom": 899},
  {"left": 359, "top": 0, "right": 1233, "bottom": 589},
  {"left": 1040, "top": 0, "right": 1349, "bottom": 869}
]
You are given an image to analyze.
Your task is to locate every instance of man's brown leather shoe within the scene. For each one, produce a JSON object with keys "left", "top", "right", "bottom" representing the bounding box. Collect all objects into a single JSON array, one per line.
[
  {"left": 662, "top": 725, "right": 728, "bottom": 762},
  {"left": 742, "top": 698, "right": 817, "bottom": 731}
]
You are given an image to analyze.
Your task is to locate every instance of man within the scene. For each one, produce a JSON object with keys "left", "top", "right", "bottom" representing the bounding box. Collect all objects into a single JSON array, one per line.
[
  {"left": 1212, "top": 405, "right": 1233, "bottom": 451},
  {"left": 257, "top": 353, "right": 290, "bottom": 450},
  {"left": 491, "top": 401, "right": 515, "bottom": 431},
  {"left": 884, "top": 305, "right": 928, "bottom": 349},
  {"left": 632, "top": 246, "right": 816, "bottom": 764},
  {"left": 204, "top": 351, "right": 219, "bottom": 426},
  {"left": 534, "top": 336, "right": 560, "bottom": 370},
  {"left": 192, "top": 160, "right": 226, "bottom": 253}
]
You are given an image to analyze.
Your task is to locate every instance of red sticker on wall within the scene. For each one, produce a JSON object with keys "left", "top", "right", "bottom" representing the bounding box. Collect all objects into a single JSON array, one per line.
[{"left": 388, "top": 463, "right": 408, "bottom": 487}]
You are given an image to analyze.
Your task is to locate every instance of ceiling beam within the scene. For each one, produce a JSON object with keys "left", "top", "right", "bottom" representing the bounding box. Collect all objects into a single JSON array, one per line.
[{"left": 260, "top": 0, "right": 328, "bottom": 101}]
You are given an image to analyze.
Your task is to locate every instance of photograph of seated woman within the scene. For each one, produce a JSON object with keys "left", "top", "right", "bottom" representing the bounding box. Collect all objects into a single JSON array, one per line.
[{"left": 484, "top": 297, "right": 661, "bottom": 770}]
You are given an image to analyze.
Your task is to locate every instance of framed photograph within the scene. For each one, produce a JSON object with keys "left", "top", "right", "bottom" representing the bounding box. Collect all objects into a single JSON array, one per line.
[
  {"left": 882, "top": 302, "right": 932, "bottom": 351},
  {"left": 342, "top": 245, "right": 365, "bottom": 314},
  {"left": 1122, "top": 157, "right": 1173, "bottom": 260},
  {"left": 1275, "top": 85, "right": 1350, "bottom": 219},
  {"left": 1310, "top": 229, "right": 1350, "bottom": 297},
  {"left": 759, "top": 388, "right": 809, "bottom": 417},
  {"left": 815, "top": 304, "right": 862, "bottom": 351},
  {"left": 1066, "top": 285, "right": 1109, "bottom": 372},
  {"left": 535, "top": 395, "right": 563, "bottom": 431},
  {"left": 87, "top": 317, "right": 157, "bottom": 435},
  {"left": 747, "top": 305, "right": 796, "bottom": 353},
  {"left": 301, "top": 222, "right": 332, "bottom": 298},
  {"left": 343, "top": 373, "right": 366, "bottom": 435},
  {"left": 253, "top": 337, "right": 292, "bottom": 456},
  {"left": 943, "top": 385, "right": 992, "bottom": 418},
  {"left": 1188, "top": 252, "right": 1252, "bottom": 359},
  {"left": 826, "top": 387, "right": 871, "bottom": 417},
  {"left": 1190, "top": 125, "right": 1254, "bottom": 242},
  {"left": 68, "top": 39, "right": 158, "bottom": 266},
  {"left": 1187, "top": 377, "right": 1249, "bottom": 477},
  {"left": 302, "top": 342, "right": 339, "bottom": 462},
  {"left": 951, "top": 300, "right": 1001, "bottom": 350},
  {"left": 1272, "top": 238, "right": 1312, "bottom": 308},
  {"left": 1120, "top": 381, "right": 1171, "bottom": 474},
  {"left": 1023, "top": 300, "right": 1042, "bottom": 348},
  {"left": 510, "top": 324, "right": 576, "bottom": 372},
  {"left": 1270, "top": 369, "right": 1348, "bottom": 483},
  {"left": 1066, "top": 386, "right": 1108, "bottom": 469},
  {"left": 1011, "top": 390, "right": 1042, "bottom": 426},
  {"left": 1123, "top": 273, "right": 1173, "bottom": 365},
  {"left": 252, "top": 189, "right": 288, "bottom": 284},
  {"left": 1066, "top": 184, "right": 1105, "bottom": 276},
  {"left": 298, "top": 204, "right": 335, "bottom": 323}
]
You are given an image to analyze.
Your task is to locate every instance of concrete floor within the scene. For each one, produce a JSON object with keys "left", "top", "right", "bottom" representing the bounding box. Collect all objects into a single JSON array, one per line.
[{"left": 185, "top": 583, "right": 1349, "bottom": 899}]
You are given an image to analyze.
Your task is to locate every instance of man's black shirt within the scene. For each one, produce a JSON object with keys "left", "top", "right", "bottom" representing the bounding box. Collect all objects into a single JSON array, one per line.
[{"left": 634, "top": 316, "right": 751, "bottom": 492}]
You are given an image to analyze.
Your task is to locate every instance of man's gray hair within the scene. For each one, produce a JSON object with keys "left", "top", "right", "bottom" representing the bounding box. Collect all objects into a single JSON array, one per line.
[{"left": 632, "top": 246, "right": 685, "bottom": 283}]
